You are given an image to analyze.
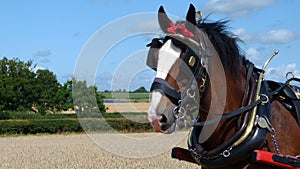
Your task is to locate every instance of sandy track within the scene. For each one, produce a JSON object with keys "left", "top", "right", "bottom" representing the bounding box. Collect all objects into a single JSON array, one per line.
[
  {"left": 0, "top": 133, "right": 200, "bottom": 169},
  {"left": 105, "top": 102, "right": 150, "bottom": 113}
]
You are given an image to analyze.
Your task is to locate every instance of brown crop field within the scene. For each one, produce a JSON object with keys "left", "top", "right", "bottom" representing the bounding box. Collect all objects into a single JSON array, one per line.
[
  {"left": 0, "top": 133, "right": 200, "bottom": 169},
  {"left": 105, "top": 102, "right": 150, "bottom": 113}
]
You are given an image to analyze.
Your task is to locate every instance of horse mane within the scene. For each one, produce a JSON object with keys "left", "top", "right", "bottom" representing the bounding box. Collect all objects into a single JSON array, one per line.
[{"left": 197, "top": 20, "right": 247, "bottom": 75}]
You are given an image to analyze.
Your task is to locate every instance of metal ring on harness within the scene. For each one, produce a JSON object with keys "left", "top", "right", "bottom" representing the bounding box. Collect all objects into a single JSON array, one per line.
[
  {"left": 260, "top": 94, "right": 269, "bottom": 104},
  {"left": 222, "top": 147, "right": 232, "bottom": 158},
  {"left": 199, "top": 77, "right": 206, "bottom": 92},
  {"left": 286, "top": 72, "right": 295, "bottom": 80},
  {"left": 187, "top": 88, "right": 196, "bottom": 98},
  {"left": 173, "top": 106, "right": 186, "bottom": 119}
]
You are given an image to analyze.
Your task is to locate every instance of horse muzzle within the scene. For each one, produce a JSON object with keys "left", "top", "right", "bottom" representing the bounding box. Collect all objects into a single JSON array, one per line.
[
  {"left": 148, "top": 113, "right": 176, "bottom": 134},
  {"left": 150, "top": 117, "right": 164, "bottom": 133},
  {"left": 147, "top": 90, "right": 177, "bottom": 133}
]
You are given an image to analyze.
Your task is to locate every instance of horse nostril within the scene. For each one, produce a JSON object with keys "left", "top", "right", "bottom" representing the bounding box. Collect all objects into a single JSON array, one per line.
[{"left": 160, "top": 114, "right": 167, "bottom": 125}]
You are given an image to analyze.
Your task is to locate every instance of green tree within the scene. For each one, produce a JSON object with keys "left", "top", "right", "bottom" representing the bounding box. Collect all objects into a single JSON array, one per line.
[
  {"left": 72, "top": 78, "right": 106, "bottom": 114},
  {"left": 34, "top": 69, "right": 60, "bottom": 114},
  {"left": 133, "top": 86, "right": 148, "bottom": 93},
  {"left": 0, "top": 57, "right": 106, "bottom": 115},
  {"left": 0, "top": 57, "right": 36, "bottom": 111},
  {"left": 56, "top": 80, "right": 73, "bottom": 111},
  {"left": 95, "top": 86, "right": 107, "bottom": 113}
]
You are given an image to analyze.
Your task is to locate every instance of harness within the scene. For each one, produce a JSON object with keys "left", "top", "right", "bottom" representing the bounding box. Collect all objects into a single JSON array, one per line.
[
  {"left": 188, "top": 77, "right": 271, "bottom": 168},
  {"left": 267, "top": 77, "right": 300, "bottom": 127},
  {"left": 147, "top": 33, "right": 300, "bottom": 168},
  {"left": 174, "top": 54, "right": 300, "bottom": 168}
]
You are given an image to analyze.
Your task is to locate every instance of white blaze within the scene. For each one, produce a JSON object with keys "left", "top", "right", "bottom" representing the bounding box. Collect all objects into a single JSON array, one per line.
[
  {"left": 147, "top": 40, "right": 182, "bottom": 122},
  {"left": 147, "top": 91, "right": 163, "bottom": 122},
  {"left": 156, "top": 40, "right": 182, "bottom": 79}
]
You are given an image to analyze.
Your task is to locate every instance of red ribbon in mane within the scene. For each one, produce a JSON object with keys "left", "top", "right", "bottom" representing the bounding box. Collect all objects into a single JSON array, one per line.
[{"left": 167, "top": 23, "right": 194, "bottom": 37}]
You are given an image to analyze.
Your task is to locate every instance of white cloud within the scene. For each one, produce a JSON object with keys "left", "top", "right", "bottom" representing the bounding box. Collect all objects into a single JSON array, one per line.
[
  {"left": 33, "top": 50, "right": 51, "bottom": 57},
  {"left": 203, "top": 0, "right": 276, "bottom": 17},
  {"left": 233, "top": 28, "right": 298, "bottom": 44},
  {"left": 265, "top": 63, "right": 300, "bottom": 82},
  {"left": 260, "top": 29, "right": 298, "bottom": 44},
  {"left": 246, "top": 48, "right": 261, "bottom": 61},
  {"left": 73, "top": 32, "right": 81, "bottom": 38},
  {"left": 245, "top": 47, "right": 269, "bottom": 65},
  {"left": 233, "top": 28, "right": 255, "bottom": 43}
]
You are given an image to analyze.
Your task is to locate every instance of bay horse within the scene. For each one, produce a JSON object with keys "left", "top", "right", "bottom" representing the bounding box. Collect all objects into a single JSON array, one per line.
[{"left": 146, "top": 4, "right": 300, "bottom": 169}]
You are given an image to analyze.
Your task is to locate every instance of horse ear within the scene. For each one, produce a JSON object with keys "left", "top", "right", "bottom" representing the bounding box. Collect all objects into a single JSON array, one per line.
[
  {"left": 158, "top": 6, "right": 173, "bottom": 33},
  {"left": 186, "top": 4, "right": 196, "bottom": 26}
]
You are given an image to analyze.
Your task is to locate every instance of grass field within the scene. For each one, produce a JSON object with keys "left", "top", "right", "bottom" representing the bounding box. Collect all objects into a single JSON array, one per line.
[{"left": 101, "top": 92, "right": 150, "bottom": 103}]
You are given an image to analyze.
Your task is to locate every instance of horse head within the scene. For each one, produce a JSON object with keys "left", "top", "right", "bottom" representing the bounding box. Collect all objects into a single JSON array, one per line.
[{"left": 146, "top": 4, "right": 224, "bottom": 133}]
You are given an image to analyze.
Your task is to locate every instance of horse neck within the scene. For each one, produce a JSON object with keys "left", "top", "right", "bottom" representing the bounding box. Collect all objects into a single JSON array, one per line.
[
  {"left": 224, "top": 66, "right": 247, "bottom": 113},
  {"left": 199, "top": 64, "right": 247, "bottom": 148}
]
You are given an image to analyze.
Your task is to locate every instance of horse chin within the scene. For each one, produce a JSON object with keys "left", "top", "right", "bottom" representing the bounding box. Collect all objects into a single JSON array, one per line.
[{"left": 162, "top": 123, "right": 176, "bottom": 134}]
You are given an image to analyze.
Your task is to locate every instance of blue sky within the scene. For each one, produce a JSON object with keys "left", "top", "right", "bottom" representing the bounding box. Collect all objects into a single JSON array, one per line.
[{"left": 1, "top": 0, "right": 299, "bottom": 91}]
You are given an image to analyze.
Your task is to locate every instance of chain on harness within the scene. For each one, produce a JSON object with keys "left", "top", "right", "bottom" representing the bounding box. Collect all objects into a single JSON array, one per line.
[{"left": 171, "top": 56, "right": 208, "bottom": 131}]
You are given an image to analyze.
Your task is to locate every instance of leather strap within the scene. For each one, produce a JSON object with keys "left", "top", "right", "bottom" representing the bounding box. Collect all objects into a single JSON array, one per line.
[
  {"left": 193, "top": 98, "right": 263, "bottom": 127},
  {"left": 150, "top": 78, "right": 181, "bottom": 105}
]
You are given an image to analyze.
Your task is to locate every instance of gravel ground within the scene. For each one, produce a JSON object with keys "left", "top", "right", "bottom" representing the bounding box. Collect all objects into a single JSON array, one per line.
[{"left": 0, "top": 133, "right": 201, "bottom": 169}]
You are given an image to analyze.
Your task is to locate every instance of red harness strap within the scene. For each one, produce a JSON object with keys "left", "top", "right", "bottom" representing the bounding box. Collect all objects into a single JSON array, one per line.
[
  {"left": 171, "top": 147, "right": 198, "bottom": 164},
  {"left": 252, "top": 150, "right": 300, "bottom": 169}
]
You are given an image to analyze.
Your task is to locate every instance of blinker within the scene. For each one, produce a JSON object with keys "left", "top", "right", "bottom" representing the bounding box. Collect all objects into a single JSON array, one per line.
[{"left": 188, "top": 56, "right": 196, "bottom": 67}]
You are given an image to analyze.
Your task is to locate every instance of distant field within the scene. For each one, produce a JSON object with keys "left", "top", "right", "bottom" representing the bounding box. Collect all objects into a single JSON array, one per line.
[
  {"left": 101, "top": 92, "right": 150, "bottom": 113},
  {"left": 105, "top": 102, "right": 149, "bottom": 113},
  {"left": 101, "top": 92, "right": 150, "bottom": 103}
]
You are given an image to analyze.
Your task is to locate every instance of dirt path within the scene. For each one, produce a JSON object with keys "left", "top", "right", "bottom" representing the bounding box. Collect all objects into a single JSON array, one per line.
[{"left": 0, "top": 133, "right": 200, "bottom": 169}]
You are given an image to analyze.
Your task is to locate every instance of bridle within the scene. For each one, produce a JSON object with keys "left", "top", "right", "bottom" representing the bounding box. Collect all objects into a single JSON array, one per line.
[{"left": 147, "top": 33, "right": 210, "bottom": 129}]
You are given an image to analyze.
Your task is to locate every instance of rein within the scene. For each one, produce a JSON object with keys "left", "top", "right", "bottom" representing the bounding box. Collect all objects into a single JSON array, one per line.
[
  {"left": 193, "top": 95, "right": 267, "bottom": 127},
  {"left": 174, "top": 62, "right": 265, "bottom": 128},
  {"left": 174, "top": 97, "right": 265, "bottom": 128}
]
